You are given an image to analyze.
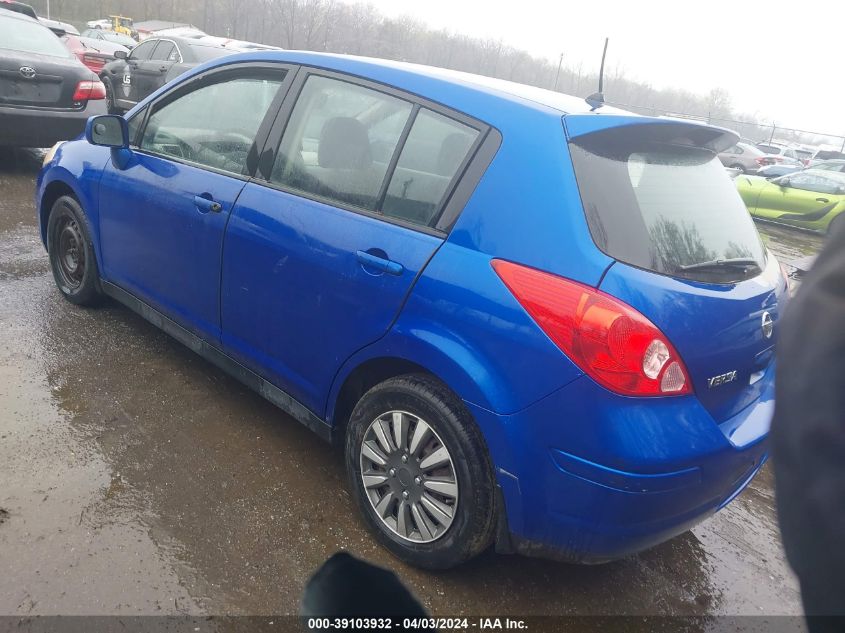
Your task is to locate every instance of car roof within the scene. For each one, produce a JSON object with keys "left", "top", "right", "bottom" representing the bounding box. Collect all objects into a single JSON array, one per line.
[{"left": 195, "top": 49, "right": 629, "bottom": 120}]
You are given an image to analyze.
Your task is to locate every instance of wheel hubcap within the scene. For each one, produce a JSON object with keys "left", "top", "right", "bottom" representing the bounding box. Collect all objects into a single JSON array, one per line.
[
  {"left": 360, "top": 410, "right": 459, "bottom": 543},
  {"left": 56, "top": 215, "right": 85, "bottom": 289}
]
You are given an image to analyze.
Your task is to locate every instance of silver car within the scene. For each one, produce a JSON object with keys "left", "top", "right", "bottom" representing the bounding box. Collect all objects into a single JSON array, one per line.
[{"left": 718, "top": 142, "right": 765, "bottom": 174}]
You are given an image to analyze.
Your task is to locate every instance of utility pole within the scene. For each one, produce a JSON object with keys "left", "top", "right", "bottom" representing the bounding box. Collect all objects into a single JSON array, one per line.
[
  {"left": 553, "top": 53, "right": 563, "bottom": 91},
  {"left": 769, "top": 123, "right": 776, "bottom": 144},
  {"left": 46, "top": 0, "right": 50, "bottom": 18}
]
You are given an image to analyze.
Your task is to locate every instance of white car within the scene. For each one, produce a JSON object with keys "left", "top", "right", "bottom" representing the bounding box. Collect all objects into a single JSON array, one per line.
[{"left": 86, "top": 18, "right": 112, "bottom": 29}]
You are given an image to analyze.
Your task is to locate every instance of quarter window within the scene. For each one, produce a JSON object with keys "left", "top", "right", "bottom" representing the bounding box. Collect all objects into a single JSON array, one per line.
[
  {"left": 382, "top": 109, "right": 479, "bottom": 226},
  {"left": 151, "top": 41, "right": 177, "bottom": 62},
  {"left": 140, "top": 72, "right": 286, "bottom": 175},
  {"left": 271, "top": 75, "right": 413, "bottom": 211}
]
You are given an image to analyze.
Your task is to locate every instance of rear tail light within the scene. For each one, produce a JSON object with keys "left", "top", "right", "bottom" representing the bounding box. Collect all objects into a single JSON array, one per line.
[
  {"left": 82, "top": 54, "right": 106, "bottom": 72},
  {"left": 72, "top": 80, "right": 106, "bottom": 102},
  {"left": 492, "top": 260, "right": 692, "bottom": 396},
  {"left": 755, "top": 157, "right": 766, "bottom": 166}
]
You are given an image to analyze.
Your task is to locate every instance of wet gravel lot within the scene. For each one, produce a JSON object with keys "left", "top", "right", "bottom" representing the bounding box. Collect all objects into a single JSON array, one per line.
[{"left": 0, "top": 148, "right": 821, "bottom": 619}]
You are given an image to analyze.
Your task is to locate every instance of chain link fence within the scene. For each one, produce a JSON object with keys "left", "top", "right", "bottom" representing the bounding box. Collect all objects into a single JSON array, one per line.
[{"left": 605, "top": 101, "right": 845, "bottom": 154}]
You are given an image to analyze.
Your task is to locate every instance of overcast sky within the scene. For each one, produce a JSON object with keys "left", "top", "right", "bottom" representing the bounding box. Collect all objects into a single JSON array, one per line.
[{"left": 343, "top": 0, "right": 845, "bottom": 138}]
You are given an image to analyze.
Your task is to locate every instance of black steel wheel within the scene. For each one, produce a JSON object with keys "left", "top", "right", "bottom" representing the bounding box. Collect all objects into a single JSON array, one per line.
[{"left": 47, "top": 195, "right": 101, "bottom": 305}]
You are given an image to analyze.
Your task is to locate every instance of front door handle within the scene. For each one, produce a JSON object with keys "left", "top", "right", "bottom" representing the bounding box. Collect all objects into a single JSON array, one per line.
[
  {"left": 356, "top": 250, "right": 404, "bottom": 276},
  {"left": 816, "top": 197, "right": 829, "bottom": 203},
  {"left": 159, "top": 65, "right": 168, "bottom": 72},
  {"left": 194, "top": 195, "right": 222, "bottom": 213}
]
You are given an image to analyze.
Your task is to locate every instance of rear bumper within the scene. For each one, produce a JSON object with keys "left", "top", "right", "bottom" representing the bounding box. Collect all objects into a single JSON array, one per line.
[
  {"left": 0, "top": 101, "right": 106, "bottom": 148},
  {"left": 469, "top": 363, "right": 774, "bottom": 563}
]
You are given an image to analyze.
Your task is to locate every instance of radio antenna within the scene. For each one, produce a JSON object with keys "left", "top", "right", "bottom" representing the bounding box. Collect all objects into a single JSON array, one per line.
[{"left": 586, "top": 38, "right": 609, "bottom": 111}]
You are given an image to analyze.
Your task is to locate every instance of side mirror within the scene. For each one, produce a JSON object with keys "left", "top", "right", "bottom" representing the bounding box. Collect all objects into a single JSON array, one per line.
[
  {"left": 85, "top": 115, "right": 128, "bottom": 148},
  {"left": 114, "top": 49, "right": 128, "bottom": 59},
  {"left": 778, "top": 178, "right": 791, "bottom": 188}
]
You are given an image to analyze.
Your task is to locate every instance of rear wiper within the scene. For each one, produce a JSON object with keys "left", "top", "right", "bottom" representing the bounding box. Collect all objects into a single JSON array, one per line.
[{"left": 678, "top": 258, "right": 762, "bottom": 273}]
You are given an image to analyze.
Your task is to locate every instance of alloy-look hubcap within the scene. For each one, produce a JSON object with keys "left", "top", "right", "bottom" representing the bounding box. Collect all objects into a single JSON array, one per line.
[{"left": 360, "top": 410, "right": 459, "bottom": 543}]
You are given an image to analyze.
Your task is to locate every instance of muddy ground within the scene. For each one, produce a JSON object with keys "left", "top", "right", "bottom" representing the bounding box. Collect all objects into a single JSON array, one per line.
[{"left": 0, "top": 148, "right": 820, "bottom": 621}]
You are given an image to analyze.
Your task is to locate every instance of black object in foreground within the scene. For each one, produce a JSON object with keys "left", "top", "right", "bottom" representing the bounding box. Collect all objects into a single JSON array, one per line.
[
  {"left": 773, "top": 216, "right": 845, "bottom": 630},
  {"left": 301, "top": 552, "right": 432, "bottom": 630}
]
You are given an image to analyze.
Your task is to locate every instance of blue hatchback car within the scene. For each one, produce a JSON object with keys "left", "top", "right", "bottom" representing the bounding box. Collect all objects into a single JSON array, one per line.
[{"left": 36, "top": 51, "right": 787, "bottom": 569}]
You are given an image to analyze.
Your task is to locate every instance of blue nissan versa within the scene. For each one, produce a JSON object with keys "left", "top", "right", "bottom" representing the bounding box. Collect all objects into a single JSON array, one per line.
[{"left": 36, "top": 51, "right": 787, "bottom": 569}]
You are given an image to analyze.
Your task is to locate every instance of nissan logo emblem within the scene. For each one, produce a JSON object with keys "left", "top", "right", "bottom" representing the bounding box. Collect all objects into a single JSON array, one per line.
[
  {"left": 19, "top": 66, "right": 37, "bottom": 79},
  {"left": 761, "top": 311, "right": 774, "bottom": 339}
]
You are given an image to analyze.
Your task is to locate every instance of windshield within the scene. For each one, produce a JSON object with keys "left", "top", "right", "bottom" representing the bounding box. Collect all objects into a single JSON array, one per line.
[
  {"left": 570, "top": 126, "right": 766, "bottom": 284},
  {"left": 0, "top": 16, "right": 72, "bottom": 57}
]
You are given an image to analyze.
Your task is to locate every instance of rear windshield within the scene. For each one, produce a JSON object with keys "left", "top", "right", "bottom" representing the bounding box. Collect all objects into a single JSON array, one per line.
[
  {"left": 757, "top": 144, "right": 780, "bottom": 154},
  {"left": 0, "top": 16, "right": 71, "bottom": 58},
  {"left": 570, "top": 126, "right": 766, "bottom": 284}
]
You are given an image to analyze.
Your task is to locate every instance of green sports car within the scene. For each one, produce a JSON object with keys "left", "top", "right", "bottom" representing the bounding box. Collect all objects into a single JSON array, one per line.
[{"left": 735, "top": 169, "right": 845, "bottom": 233}]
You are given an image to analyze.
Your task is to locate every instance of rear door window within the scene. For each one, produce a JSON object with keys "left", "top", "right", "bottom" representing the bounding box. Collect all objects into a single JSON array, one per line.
[
  {"left": 570, "top": 126, "right": 766, "bottom": 284},
  {"left": 382, "top": 109, "right": 480, "bottom": 226},
  {"left": 270, "top": 75, "right": 413, "bottom": 211}
]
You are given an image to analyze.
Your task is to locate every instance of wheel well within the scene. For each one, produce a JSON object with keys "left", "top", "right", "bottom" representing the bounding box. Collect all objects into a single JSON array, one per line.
[
  {"left": 40, "top": 181, "right": 77, "bottom": 248},
  {"left": 331, "top": 357, "right": 431, "bottom": 445}
]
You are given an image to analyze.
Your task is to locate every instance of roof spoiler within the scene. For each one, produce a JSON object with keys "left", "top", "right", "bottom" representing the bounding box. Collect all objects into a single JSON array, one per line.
[{"left": 564, "top": 114, "right": 740, "bottom": 154}]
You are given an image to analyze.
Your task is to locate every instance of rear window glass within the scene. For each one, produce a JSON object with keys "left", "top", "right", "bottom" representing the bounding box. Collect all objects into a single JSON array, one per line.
[
  {"left": 0, "top": 16, "right": 71, "bottom": 58},
  {"left": 382, "top": 109, "right": 479, "bottom": 226},
  {"left": 570, "top": 127, "right": 766, "bottom": 284},
  {"left": 757, "top": 144, "right": 779, "bottom": 154}
]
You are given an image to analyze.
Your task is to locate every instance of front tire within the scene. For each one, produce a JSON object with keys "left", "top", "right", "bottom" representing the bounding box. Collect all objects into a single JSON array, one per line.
[
  {"left": 827, "top": 213, "right": 845, "bottom": 238},
  {"left": 47, "top": 195, "right": 101, "bottom": 306},
  {"left": 345, "top": 374, "right": 496, "bottom": 569}
]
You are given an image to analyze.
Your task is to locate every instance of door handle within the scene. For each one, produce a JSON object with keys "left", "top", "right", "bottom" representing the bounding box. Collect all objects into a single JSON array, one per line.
[
  {"left": 356, "top": 250, "right": 404, "bottom": 276},
  {"left": 194, "top": 195, "right": 222, "bottom": 213},
  {"left": 816, "top": 198, "right": 829, "bottom": 203},
  {"left": 159, "top": 65, "right": 167, "bottom": 72}
]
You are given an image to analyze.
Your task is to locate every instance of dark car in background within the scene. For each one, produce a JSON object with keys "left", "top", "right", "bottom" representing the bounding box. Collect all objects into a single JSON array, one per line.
[
  {"left": 99, "top": 36, "right": 233, "bottom": 113},
  {"left": 0, "top": 0, "right": 36, "bottom": 19},
  {"left": 718, "top": 141, "right": 766, "bottom": 174},
  {"left": 0, "top": 10, "right": 106, "bottom": 147}
]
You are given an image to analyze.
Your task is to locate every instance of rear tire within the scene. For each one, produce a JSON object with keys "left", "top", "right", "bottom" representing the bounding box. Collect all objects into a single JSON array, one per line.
[
  {"left": 102, "top": 76, "right": 120, "bottom": 115},
  {"left": 47, "top": 195, "right": 101, "bottom": 306},
  {"left": 345, "top": 374, "right": 496, "bottom": 570}
]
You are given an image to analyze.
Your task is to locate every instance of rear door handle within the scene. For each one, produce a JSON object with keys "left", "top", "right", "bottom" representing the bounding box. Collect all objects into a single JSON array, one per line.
[
  {"left": 356, "top": 250, "right": 404, "bottom": 276},
  {"left": 194, "top": 195, "right": 222, "bottom": 213},
  {"left": 816, "top": 198, "right": 829, "bottom": 203}
]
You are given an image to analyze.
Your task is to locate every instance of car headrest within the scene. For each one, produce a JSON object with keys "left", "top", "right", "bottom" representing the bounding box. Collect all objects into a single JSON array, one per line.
[
  {"left": 318, "top": 117, "right": 372, "bottom": 169},
  {"left": 437, "top": 132, "right": 472, "bottom": 176}
]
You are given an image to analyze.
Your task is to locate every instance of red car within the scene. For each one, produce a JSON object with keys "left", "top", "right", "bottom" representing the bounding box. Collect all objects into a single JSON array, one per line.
[{"left": 61, "top": 33, "right": 128, "bottom": 73}]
